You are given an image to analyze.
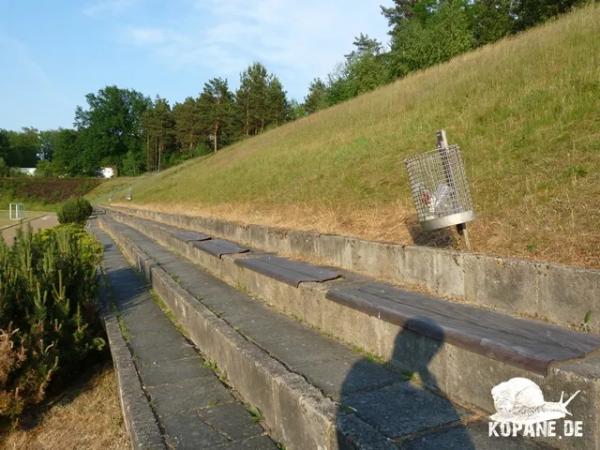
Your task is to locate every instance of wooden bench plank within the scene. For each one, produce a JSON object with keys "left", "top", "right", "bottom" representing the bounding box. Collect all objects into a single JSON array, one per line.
[
  {"left": 172, "top": 229, "right": 211, "bottom": 242},
  {"left": 236, "top": 255, "right": 340, "bottom": 287},
  {"left": 326, "top": 282, "right": 600, "bottom": 374},
  {"left": 192, "top": 239, "right": 250, "bottom": 258}
]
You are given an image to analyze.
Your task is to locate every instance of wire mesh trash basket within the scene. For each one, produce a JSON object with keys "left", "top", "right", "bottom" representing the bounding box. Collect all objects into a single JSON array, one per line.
[{"left": 404, "top": 140, "right": 475, "bottom": 231}]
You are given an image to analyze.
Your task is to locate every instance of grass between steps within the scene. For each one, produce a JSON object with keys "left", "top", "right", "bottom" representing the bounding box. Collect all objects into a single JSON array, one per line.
[
  {"left": 148, "top": 290, "right": 281, "bottom": 443},
  {"left": 91, "top": 5, "right": 600, "bottom": 268}
]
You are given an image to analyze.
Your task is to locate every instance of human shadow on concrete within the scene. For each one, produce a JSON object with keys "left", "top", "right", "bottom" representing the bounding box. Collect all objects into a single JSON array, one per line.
[{"left": 336, "top": 317, "right": 475, "bottom": 449}]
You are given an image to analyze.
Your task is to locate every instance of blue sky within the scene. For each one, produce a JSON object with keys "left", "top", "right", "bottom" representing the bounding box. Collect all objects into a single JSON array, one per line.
[{"left": 0, "top": 0, "right": 391, "bottom": 131}]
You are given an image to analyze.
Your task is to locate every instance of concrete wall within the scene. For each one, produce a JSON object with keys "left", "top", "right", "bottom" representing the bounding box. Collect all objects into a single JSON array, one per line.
[
  {"left": 107, "top": 206, "right": 600, "bottom": 332},
  {"left": 102, "top": 211, "right": 600, "bottom": 450}
]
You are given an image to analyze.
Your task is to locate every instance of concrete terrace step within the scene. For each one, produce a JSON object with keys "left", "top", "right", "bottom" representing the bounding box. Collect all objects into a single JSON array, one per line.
[
  {"left": 105, "top": 206, "right": 600, "bottom": 332},
  {"left": 93, "top": 223, "right": 277, "bottom": 449},
  {"left": 100, "top": 208, "right": 600, "bottom": 449},
  {"left": 94, "top": 214, "right": 547, "bottom": 450},
  {"left": 103, "top": 209, "right": 600, "bottom": 374}
]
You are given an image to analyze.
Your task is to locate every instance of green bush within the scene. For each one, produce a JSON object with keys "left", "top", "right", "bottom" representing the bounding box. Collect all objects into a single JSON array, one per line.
[
  {"left": 57, "top": 197, "right": 93, "bottom": 224},
  {"left": 0, "top": 225, "right": 105, "bottom": 421}
]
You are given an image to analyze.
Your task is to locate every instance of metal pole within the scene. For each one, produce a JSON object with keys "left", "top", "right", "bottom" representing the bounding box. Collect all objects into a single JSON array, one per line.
[
  {"left": 457, "top": 222, "right": 471, "bottom": 250},
  {"left": 436, "top": 130, "right": 452, "bottom": 182},
  {"left": 436, "top": 130, "right": 459, "bottom": 206},
  {"left": 436, "top": 130, "right": 471, "bottom": 251}
]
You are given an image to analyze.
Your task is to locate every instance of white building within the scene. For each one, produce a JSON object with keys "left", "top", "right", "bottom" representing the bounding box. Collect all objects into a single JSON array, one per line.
[
  {"left": 17, "top": 167, "right": 37, "bottom": 176},
  {"left": 100, "top": 167, "right": 116, "bottom": 178}
]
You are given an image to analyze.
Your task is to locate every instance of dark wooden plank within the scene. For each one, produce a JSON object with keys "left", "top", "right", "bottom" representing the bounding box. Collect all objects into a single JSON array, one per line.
[
  {"left": 172, "top": 229, "right": 211, "bottom": 242},
  {"left": 192, "top": 239, "right": 249, "bottom": 258},
  {"left": 326, "top": 283, "right": 600, "bottom": 374},
  {"left": 236, "top": 255, "right": 340, "bottom": 287}
]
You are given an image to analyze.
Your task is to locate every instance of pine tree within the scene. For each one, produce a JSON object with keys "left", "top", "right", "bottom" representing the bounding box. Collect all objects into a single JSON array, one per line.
[
  {"left": 266, "top": 76, "right": 288, "bottom": 126},
  {"left": 172, "top": 97, "right": 202, "bottom": 153},
  {"left": 198, "top": 78, "right": 235, "bottom": 152},
  {"left": 381, "top": 0, "right": 429, "bottom": 26},
  {"left": 304, "top": 79, "right": 329, "bottom": 114},
  {"left": 142, "top": 97, "right": 175, "bottom": 171},
  {"left": 236, "top": 63, "right": 269, "bottom": 136}
]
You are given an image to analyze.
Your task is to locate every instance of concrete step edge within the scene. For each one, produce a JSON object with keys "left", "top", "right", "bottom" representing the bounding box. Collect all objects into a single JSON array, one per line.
[
  {"left": 97, "top": 269, "right": 166, "bottom": 449},
  {"left": 103, "top": 205, "right": 600, "bottom": 333},
  {"left": 103, "top": 209, "right": 600, "bottom": 450},
  {"left": 96, "top": 216, "right": 396, "bottom": 450}
]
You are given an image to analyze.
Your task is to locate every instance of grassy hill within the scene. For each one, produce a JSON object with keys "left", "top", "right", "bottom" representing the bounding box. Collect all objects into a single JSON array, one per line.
[{"left": 92, "top": 5, "right": 600, "bottom": 268}]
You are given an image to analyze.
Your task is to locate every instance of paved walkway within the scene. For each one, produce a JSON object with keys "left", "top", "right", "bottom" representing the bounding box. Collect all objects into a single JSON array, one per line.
[
  {"left": 93, "top": 224, "right": 276, "bottom": 449},
  {"left": 98, "top": 216, "right": 544, "bottom": 449},
  {"left": 1, "top": 213, "right": 58, "bottom": 243}
]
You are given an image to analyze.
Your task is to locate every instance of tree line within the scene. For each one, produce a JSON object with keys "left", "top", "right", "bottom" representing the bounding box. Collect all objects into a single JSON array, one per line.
[
  {"left": 19, "top": 63, "right": 289, "bottom": 177},
  {"left": 1, "top": 0, "right": 584, "bottom": 177},
  {"left": 0, "top": 128, "right": 40, "bottom": 175},
  {"left": 303, "top": 0, "right": 587, "bottom": 113}
]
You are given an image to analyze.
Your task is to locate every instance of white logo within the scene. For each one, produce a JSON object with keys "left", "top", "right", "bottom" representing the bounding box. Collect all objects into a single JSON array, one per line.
[{"left": 488, "top": 377, "right": 583, "bottom": 438}]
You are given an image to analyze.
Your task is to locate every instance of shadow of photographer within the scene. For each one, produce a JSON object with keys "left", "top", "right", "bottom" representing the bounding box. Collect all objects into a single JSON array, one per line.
[{"left": 337, "top": 317, "right": 476, "bottom": 449}]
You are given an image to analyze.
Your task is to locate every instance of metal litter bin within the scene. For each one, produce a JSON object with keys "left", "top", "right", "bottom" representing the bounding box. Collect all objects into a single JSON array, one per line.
[{"left": 404, "top": 131, "right": 475, "bottom": 232}]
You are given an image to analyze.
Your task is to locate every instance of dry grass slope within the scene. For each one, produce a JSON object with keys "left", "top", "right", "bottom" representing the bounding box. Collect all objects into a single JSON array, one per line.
[
  {"left": 93, "top": 5, "right": 600, "bottom": 267},
  {"left": 0, "top": 363, "right": 127, "bottom": 450}
]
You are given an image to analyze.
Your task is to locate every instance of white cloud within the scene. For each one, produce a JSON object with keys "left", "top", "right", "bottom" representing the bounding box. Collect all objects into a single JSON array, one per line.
[{"left": 117, "top": 0, "right": 391, "bottom": 99}]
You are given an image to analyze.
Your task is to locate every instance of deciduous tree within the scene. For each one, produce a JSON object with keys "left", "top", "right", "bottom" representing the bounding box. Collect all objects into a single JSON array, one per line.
[{"left": 75, "top": 86, "right": 150, "bottom": 175}]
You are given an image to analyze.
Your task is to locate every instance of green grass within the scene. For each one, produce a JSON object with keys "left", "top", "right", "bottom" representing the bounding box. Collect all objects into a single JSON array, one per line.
[
  {"left": 149, "top": 290, "right": 190, "bottom": 337},
  {"left": 0, "top": 211, "right": 52, "bottom": 230},
  {"left": 0, "top": 197, "right": 61, "bottom": 213},
  {"left": 85, "top": 177, "right": 136, "bottom": 205},
  {"left": 0, "top": 217, "right": 16, "bottom": 229},
  {"left": 0, "top": 218, "right": 10, "bottom": 228},
  {"left": 247, "top": 405, "right": 263, "bottom": 423},
  {"left": 92, "top": 5, "right": 600, "bottom": 267}
]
